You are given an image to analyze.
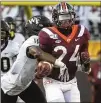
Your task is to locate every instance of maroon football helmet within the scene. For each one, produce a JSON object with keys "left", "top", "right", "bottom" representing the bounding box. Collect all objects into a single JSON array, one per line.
[{"left": 52, "top": 2, "right": 76, "bottom": 29}]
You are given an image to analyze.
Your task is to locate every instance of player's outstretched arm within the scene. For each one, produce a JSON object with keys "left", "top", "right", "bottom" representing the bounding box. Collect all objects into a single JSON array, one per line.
[
  {"left": 26, "top": 46, "right": 65, "bottom": 68},
  {"left": 80, "top": 28, "right": 91, "bottom": 74},
  {"left": 80, "top": 42, "right": 91, "bottom": 74}
]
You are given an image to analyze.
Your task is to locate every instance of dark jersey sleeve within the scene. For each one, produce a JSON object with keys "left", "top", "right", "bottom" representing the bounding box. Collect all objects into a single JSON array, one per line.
[
  {"left": 80, "top": 27, "right": 90, "bottom": 51},
  {"left": 38, "top": 29, "right": 52, "bottom": 53},
  {"left": 79, "top": 27, "right": 91, "bottom": 72}
]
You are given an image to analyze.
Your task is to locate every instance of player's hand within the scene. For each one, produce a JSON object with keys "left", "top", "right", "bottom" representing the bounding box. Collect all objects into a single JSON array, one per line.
[
  {"left": 81, "top": 52, "right": 91, "bottom": 74},
  {"left": 82, "top": 64, "right": 91, "bottom": 74},
  {"left": 58, "top": 65, "right": 69, "bottom": 82},
  {"left": 81, "top": 52, "right": 90, "bottom": 64}
]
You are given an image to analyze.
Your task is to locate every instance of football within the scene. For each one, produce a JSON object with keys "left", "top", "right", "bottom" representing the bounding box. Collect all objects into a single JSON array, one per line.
[{"left": 35, "top": 61, "right": 53, "bottom": 79}]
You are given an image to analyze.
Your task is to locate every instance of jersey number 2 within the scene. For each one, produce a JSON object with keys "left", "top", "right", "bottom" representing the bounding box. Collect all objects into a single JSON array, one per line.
[{"left": 54, "top": 45, "right": 80, "bottom": 62}]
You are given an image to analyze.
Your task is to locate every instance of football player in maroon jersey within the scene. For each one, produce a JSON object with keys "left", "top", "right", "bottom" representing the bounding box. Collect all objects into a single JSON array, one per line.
[{"left": 38, "top": 2, "right": 91, "bottom": 102}]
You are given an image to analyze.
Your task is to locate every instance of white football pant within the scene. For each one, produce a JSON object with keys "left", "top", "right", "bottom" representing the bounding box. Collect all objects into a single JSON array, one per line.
[{"left": 43, "top": 77, "right": 80, "bottom": 102}]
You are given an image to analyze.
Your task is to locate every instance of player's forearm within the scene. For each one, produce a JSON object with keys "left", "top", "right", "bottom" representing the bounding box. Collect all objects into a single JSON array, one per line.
[
  {"left": 27, "top": 46, "right": 65, "bottom": 68},
  {"left": 27, "top": 46, "right": 55, "bottom": 62},
  {"left": 80, "top": 41, "right": 91, "bottom": 74},
  {"left": 39, "top": 51, "right": 66, "bottom": 68}
]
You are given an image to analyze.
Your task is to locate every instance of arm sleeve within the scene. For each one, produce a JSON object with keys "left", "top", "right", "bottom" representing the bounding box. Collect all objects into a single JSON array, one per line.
[
  {"left": 79, "top": 27, "right": 91, "bottom": 72},
  {"left": 80, "top": 27, "right": 90, "bottom": 64}
]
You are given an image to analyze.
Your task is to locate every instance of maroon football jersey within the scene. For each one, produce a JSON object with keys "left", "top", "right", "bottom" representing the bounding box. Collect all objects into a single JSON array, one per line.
[{"left": 39, "top": 25, "right": 90, "bottom": 82}]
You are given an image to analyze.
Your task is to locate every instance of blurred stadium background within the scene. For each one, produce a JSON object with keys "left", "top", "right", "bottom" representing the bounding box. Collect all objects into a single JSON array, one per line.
[
  {"left": 1, "top": 1, "right": 101, "bottom": 102},
  {"left": 1, "top": 1, "right": 101, "bottom": 61}
]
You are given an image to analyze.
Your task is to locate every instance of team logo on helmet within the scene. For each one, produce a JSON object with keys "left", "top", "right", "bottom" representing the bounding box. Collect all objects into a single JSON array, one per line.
[{"left": 28, "top": 17, "right": 40, "bottom": 25}]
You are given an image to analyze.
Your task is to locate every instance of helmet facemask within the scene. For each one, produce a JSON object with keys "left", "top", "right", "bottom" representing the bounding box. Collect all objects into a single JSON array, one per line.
[{"left": 58, "top": 13, "right": 75, "bottom": 29}]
